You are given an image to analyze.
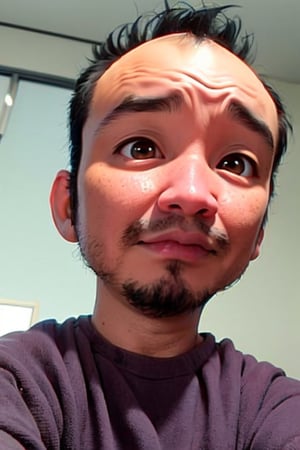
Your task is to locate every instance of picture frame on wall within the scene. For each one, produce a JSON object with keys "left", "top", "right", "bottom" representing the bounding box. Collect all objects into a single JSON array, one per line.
[{"left": 0, "top": 299, "right": 39, "bottom": 336}]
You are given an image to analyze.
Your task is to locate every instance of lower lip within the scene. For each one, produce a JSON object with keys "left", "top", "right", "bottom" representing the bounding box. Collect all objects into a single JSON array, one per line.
[{"left": 140, "top": 240, "right": 211, "bottom": 263}]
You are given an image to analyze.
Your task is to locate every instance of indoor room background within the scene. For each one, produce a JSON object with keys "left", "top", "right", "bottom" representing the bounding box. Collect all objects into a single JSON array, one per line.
[{"left": 0, "top": 0, "right": 299, "bottom": 378}]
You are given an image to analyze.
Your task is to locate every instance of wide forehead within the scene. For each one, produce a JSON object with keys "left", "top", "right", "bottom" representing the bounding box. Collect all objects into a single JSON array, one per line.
[
  {"left": 86, "top": 33, "right": 278, "bottom": 142},
  {"left": 101, "top": 33, "right": 258, "bottom": 89}
]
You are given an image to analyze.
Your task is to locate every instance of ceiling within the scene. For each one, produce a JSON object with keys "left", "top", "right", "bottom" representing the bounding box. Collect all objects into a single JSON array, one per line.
[{"left": 0, "top": 0, "right": 299, "bottom": 83}]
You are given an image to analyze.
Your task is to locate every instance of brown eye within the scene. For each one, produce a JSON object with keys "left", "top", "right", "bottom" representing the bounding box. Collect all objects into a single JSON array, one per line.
[
  {"left": 218, "top": 153, "right": 256, "bottom": 177},
  {"left": 117, "top": 138, "right": 162, "bottom": 160}
]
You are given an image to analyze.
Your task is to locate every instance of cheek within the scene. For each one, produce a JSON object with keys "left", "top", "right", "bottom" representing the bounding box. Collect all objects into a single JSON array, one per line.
[
  {"left": 218, "top": 190, "right": 268, "bottom": 268},
  {"left": 79, "top": 166, "right": 158, "bottom": 225},
  {"left": 219, "top": 189, "right": 268, "bottom": 236}
]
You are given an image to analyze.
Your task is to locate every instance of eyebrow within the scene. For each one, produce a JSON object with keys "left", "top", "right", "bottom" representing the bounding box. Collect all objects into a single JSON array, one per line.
[
  {"left": 227, "top": 101, "right": 274, "bottom": 150},
  {"left": 97, "top": 93, "right": 183, "bottom": 133},
  {"left": 95, "top": 93, "right": 275, "bottom": 150}
]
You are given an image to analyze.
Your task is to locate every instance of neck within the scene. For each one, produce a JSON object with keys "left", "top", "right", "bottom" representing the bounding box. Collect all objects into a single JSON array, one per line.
[{"left": 92, "top": 281, "right": 203, "bottom": 357}]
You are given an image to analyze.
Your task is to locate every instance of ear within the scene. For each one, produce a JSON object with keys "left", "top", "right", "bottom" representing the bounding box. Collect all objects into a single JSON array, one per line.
[
  {"left": 250, "top": 228, "right": 264, "bottom": 261},
  {"left": 50, "top": 170, "right": 78, "bottom": 242}
]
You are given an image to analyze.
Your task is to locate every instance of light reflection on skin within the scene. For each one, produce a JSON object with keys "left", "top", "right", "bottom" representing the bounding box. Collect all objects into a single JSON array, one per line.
[{"left": 140, "top": 178, "right": 155, "bottom": 194}]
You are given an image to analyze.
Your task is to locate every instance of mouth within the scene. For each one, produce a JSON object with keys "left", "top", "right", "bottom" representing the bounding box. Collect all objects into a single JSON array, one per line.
[{"left": 137, "top": 231, "right": 216, "bottom": 263}]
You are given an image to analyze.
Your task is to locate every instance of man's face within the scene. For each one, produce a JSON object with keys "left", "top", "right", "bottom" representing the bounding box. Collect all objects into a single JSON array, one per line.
[{"left": 75, "top": 34, "right": 278, "bottom": 316}]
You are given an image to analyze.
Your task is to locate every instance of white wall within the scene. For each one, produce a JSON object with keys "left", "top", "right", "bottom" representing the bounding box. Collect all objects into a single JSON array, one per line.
[
  {"left": 0, "top": 78, "right": 95, "bottom": 321},
  {"left": 0, "top": 26, "right": 92, "bottom": 80},
  {"left": 0, "top": 27, "right": 299, "bottom": 378}
]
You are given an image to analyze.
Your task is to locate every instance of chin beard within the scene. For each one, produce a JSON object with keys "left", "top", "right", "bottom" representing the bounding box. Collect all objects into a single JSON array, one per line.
[
  {"left": 75, "top": 216, "right": 245, "bottom": 318},
  {"left": 121, "top": 261, "right": 215, "bottom": 318}
]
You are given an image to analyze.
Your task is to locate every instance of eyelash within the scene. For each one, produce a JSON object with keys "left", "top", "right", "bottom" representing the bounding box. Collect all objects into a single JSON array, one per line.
[
  {"left": 115, "top": 137, "right": 163, "bottom": 160},
  {"left": 217, "top": 153, "right": 258, "bottom": 178},
  {"left": 115, "top": 137, "right": 258, "bottom": 177}
]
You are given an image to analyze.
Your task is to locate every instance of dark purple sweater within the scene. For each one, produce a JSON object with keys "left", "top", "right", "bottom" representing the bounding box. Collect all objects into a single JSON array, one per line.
[{"left": 0, "top": 316, "right": 299, "bottom": 449}]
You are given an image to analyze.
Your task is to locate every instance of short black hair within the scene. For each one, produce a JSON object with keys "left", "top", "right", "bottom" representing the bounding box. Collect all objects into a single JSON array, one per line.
[{"left": 69, "top": 1, "right": 291, "bottom": 223}]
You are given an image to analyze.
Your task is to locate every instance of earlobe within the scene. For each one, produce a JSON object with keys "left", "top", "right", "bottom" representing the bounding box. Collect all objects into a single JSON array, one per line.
[
  {"left": 250, "top": 228, "right": 264, "bottom": 261},
  {"left": 50, "top": 170, "right": 78, "bottom": 243}
]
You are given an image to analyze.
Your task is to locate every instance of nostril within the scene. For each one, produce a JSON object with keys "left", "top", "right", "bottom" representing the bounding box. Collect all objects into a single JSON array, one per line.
[
  {"left": 168, "top": 204, "right": 210, "bottom": 215},
  {"left": 197, "top": 208, "right": 209, "bottom": 215},
  {"left": 158, "top": 181, "right": 218, "bottom": 218}
]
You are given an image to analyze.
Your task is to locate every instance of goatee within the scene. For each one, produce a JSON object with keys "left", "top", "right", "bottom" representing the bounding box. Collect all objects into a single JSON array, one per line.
[{"left": 122, "top": 260, "right": 214, "bottom": 318}]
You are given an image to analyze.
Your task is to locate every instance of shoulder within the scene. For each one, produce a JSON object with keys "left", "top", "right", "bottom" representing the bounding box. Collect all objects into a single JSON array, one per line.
[
  {"left": 0, "top": 316, "right": 94, "bottom": 448},
  {"left": 208, "top": 336, "right": 300, "bottom": 402},
  {"left": 0, "top": 315, "right": 92, "bottom": 370},
  {"left": 206, "top": 335, "right": 286, "bottom": 378},
  {"left": 0, "top": 315, "right": 94, "bottom": 416},
  {"left": 208, "top": 337, "right": 300, "bottom": 447}
]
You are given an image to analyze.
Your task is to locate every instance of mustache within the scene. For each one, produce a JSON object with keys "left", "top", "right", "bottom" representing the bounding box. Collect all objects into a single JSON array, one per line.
[{"left": 122, "top": 215, "right": 229, "bottom": 252}]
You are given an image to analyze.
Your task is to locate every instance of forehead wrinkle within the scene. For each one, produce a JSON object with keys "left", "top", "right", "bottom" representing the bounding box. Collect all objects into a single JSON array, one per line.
[
  {"left": 97, "top": 33, "right": 275, "bottom": 114},
  {"left": 90, "top": 41, "right": 278, "bottom": 143},
  {"left": 177, "top": 67, "right": 267, "bottom": 102},
  {"left": 104, "top": 64, "right": 267, "bottom": 110}
]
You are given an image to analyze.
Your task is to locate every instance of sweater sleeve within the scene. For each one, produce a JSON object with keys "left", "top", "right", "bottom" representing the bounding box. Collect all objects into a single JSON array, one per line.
[
  {"left": 239, "top": 355, "right": 300, "bottom": 449},
  {"left": 213, "top": 338, "right": 300, "bottom": 450},
  {"left": 0, "top": 366, "right": 51, "bottom": 449},
  {"left": 250, "top": 376, "right": 300, "bottom": 449},
  {"left": 0, "top": 329, "right": 68, "bottom": 450}
]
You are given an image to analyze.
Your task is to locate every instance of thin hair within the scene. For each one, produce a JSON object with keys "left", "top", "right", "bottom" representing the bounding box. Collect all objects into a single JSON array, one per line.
[{"left": 68, "top": 1, "right": 291, "bottom": 224}]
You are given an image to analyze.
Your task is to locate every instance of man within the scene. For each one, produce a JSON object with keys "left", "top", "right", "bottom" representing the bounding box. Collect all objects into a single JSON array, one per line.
[{"left": 0, "top": 2, "right": 299, "bottom": 449}]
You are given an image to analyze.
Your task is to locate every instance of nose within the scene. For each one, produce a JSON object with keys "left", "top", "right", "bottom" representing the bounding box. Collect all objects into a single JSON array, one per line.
[{"left": 157, "top": 155, "right": 218, "bottom": 219}]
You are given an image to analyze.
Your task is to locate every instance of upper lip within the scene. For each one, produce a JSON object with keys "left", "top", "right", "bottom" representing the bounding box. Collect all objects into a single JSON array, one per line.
[{"left": 138, "top": 230, "right": 216, "bottom": 254}]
